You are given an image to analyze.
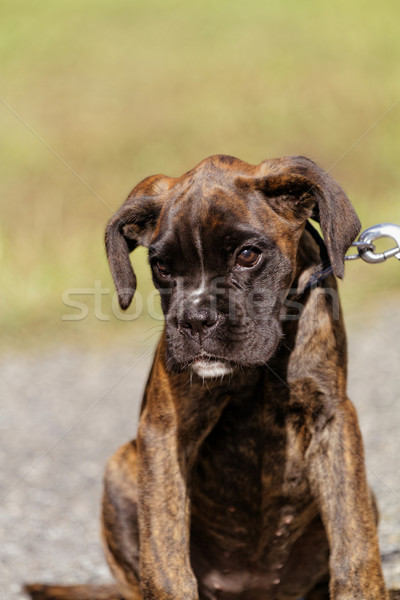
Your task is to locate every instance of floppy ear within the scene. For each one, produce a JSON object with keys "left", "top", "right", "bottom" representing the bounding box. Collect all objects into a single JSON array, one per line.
[
  {"left": 253, "top": 156, "right": 361, "bottom": 278},
  {"left": 105, "top": 174, "right": 173, "bottom": 309}
]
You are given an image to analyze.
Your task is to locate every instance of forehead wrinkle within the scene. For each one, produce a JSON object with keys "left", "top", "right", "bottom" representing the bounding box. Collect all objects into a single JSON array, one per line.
[
  {"left": 190, "top": 189, "right": 208, "bottom": 270},
  {"left": 187, "top": 190, "right": 209, "bottom": 296},
  {"left": 153, "top": 185, "right": 208, "bottom": 279},
  {"left": 174, "top": 187, "right": 253, "bottom": 263}
]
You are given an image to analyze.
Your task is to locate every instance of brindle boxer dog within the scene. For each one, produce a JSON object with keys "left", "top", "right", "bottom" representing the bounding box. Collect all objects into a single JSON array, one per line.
[{"left": 26, "top": 155, "right": 400, "bottom": 600}]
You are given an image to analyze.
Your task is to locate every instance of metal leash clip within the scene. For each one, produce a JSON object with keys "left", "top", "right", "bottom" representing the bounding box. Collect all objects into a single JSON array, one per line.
[{"left": 346, "top": 223, "right": 400, "bottom": 263}]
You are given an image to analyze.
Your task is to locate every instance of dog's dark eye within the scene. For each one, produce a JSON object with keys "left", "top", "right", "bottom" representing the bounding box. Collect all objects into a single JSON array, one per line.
[
  {"left": 155, "top": 260, "right": 170, "bottom": 277},
  {"left": 235, "top": 247, "right": 262, "bottom": 268}
]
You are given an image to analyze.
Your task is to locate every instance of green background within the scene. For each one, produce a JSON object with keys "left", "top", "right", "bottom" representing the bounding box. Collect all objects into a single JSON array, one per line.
[{"left": 1, "top": 0, "right": 400, "bottom": 350}]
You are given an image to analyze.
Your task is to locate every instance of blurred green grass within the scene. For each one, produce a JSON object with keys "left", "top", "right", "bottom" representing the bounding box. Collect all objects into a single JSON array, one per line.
[{"left": 1, "top": 0, "right": 400, "bottom": 350}]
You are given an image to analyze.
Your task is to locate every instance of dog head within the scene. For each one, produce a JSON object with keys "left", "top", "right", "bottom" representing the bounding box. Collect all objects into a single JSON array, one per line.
[{"left": 105, "top": 155, "right": 360, "bottom": 378}]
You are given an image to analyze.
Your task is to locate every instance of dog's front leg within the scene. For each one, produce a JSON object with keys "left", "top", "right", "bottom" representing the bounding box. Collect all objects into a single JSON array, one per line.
[
  {"left": 137, "top": 416, "right": 197, "bottom": 600},
  {"left": 307, "top": 398, "right": 388, "bottom": 600},
  {"left": 136, "top": 370, "right": 228, "bottom": 600}
]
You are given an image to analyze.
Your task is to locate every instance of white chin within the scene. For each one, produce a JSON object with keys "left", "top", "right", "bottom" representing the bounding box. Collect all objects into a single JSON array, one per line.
[{"left": 191, "top": 359, "right": 233, "bottom": 379}]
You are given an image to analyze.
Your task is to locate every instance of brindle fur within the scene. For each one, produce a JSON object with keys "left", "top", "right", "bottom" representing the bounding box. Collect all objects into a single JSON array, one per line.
[{"left": 25, "top": 155, "right": 399, "bottom": 600}]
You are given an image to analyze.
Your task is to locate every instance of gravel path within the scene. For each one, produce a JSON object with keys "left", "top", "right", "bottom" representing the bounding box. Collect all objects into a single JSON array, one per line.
[{"left": 1, "top": 303, "right": 400, "bottom": 598}]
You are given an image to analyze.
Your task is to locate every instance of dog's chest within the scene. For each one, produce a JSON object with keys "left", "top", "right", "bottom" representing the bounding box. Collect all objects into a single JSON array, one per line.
[{"left": 190, "top": 393, "right": 316, "bottom": 566}]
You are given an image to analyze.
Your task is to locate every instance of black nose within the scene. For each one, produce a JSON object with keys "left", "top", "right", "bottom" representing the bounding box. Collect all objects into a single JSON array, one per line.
[{"left": 178, "top": 308, "right": 217, "bottom": 335}]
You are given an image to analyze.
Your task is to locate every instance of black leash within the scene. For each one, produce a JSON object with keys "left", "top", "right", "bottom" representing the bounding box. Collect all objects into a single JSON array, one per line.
[
  {"left": 304, "top": 221, "right": 331, "bottom": 270},
  {"left": 289, "top": 221, "right": 334, "bottom": 298}
]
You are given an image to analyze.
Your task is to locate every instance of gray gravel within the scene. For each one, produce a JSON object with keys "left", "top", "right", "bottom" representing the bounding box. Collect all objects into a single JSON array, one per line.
[{"left": 1, "top": 303, "right": 400, "bottom": 598}]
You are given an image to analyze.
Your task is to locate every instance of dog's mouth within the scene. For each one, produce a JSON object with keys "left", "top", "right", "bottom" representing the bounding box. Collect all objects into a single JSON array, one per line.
[{"left": 190, "top": 354, "right": 235, "bottom": 379}]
